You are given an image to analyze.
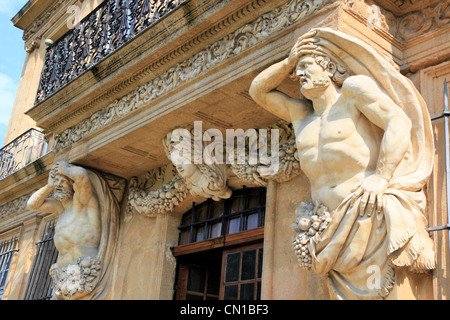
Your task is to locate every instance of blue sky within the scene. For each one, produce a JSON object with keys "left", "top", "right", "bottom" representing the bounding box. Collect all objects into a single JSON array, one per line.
[{"left": 0, "top": 0, "right": 29, "bottom": 148}]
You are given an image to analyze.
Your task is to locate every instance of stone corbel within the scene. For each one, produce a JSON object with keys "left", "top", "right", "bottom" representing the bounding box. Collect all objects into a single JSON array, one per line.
[
  {"left": 25, "top": 36, "right": 42, "bottom": 54},
  {"left": 128, "top": 120, "right": 303, "bottom": 218},
  {"left": 127, "top": 165, "right": 189, "bottom": 217}
]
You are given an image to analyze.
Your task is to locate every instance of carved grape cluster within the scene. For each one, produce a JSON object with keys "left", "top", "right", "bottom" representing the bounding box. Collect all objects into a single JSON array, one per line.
[
  {"left": 50, "top": 256, "right": 102, "bottom": 300},
  {"left": 292, "top": 201, "right": 332, "bottom": 269}
]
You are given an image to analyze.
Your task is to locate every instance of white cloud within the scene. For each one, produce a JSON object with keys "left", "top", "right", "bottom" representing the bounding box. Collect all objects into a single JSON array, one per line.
[{"left": 0, "top": 72, "right": 17, "bottom": 126}]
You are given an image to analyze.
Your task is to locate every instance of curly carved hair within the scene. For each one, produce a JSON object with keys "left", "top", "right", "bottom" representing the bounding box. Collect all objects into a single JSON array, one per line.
[{"left": 290, "top": 54, "right": 349, "bottom": 86}]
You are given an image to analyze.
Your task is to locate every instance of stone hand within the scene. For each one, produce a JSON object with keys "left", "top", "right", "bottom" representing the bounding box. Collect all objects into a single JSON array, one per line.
[
  {"left": 288, "top": 29, "right": 319, "bottom": 67},
  {"left": 53, "top": 161, "right": 70, "bottom": 175},
  {"left": 350, "top": 174, "right": 388, "bottom": 217},
  {"left": 47, "top": 173, "right": 56, "bottom": 189}
]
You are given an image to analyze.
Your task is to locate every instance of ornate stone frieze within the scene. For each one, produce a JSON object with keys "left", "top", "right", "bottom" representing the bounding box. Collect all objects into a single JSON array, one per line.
[
  {"left": 0, "top": 194, "right": 31, "bottom": 220},
  {"left": 398, "top": 0, "right": 450, "bottom": 41},
  {"left": 52, "top": 0, "right": 333, "bottom": 153}
]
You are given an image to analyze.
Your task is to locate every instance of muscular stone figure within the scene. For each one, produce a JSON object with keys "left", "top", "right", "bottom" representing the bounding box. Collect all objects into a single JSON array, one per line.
[
  {"left": 28, "top": 161, "right": 101, "bottom": 267},
  {"left": 250, "top": 28, "right": 435, "bottom": 299},
  {"left": 251, "top": 30, "right": 409, "bottom": 216},
  {"left": 27, "top": 161, "right": 121, "bottom": 300}
]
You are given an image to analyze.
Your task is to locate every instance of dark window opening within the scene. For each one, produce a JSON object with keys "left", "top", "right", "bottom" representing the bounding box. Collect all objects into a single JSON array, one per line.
[
  {"left": 174, "top": 187, "right": 266, "bottom": 301},
  {"left": 178, "top": 187, "right": 266, "bottom": 246}
]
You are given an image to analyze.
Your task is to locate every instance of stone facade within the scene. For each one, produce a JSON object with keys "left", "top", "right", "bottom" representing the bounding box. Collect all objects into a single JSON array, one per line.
[{"left": 0, "top": 0, "right": 449, "bottom": 300}]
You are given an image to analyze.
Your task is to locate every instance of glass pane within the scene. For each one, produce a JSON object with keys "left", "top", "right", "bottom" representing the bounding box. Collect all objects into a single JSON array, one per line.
[
  {"left": 258, "top": 248, "right": 263, "bottom": 278},
  {"left": 180, "top": 230, "right": 190, "bottom": 245},
  {"left": 246, "top": 213, "right": 258, "bottom": 230},
  {"left": 246, "top": 190, "right": 260, "bottom": 209},
  {"left": 209, "top": 222, "right": 222, "bottom": 239},
  {"left": 207, "top": 267, "right": 220, "bottom": 295},
  {"left": 240, "top": 283, "right": 255, "bottom": 300},
  {"left": 182, "top": 213, "right": 192, "bottom": 226},
  {"left": 211, "top": 201, "right": 224, "bottom": 218},
  {"left": 224, "top": 285, "right": 238, "bottom": 300},
  {"left": 231, "top": 196, "right": 243, "bottom": 213},
  {"left": 225, "top": 253, "right": 240, "bottom": 282},
  {"left": 186, "top": 294, "right": 204, "bottom": 300},
  {"left": 195, "top": 226, "right": 205, "bottom": 242},
  {"left": 228, "top": 218, "right": 240, "bottom": 234},
  {"left": 241, "top": 250, "right": 256, "bottom": 280},
  {"left": 206, "top": 296, "right": 219, "bottom": 300},
  {"left": 196, "top": 205, "right": 208, "bottom": 222},
  {"left": 187, "top": 266, "right": 206, "bottom": 293}
]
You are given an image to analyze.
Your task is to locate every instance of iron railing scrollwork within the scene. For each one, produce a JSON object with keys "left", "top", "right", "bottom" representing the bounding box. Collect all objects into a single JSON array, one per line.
[
  {"left": 0, "top": 236, "right": 19, "bottom": 300},
  {"left": 23, "top": 221, "right": 58, "bottom": 300},
  {"left": 34, "top": 0, "right": 187, "bottom": 105},
  {"left": 0, "top": 128, "right": 48, "bottom": 180}
]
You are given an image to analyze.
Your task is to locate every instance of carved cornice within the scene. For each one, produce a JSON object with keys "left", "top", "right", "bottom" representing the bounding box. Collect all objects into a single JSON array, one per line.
[
  {"left": 52, "top": 0, "right": 333, "bottom": 153},
  {"left": 22, "top": 0, "right": 66, "bottom": 53}
]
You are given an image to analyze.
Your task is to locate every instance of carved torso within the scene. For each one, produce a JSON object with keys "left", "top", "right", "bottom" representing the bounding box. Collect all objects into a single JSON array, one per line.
[
  {"left": 293, "top": 92, "right": 382, "bottom": 211},
  {"left": 54, "top": 201, "right": 101, "bottom": 266}
]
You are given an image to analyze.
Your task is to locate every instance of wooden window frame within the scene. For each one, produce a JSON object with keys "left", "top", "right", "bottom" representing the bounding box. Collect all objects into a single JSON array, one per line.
[
  {"left": 177, "top": 188, "right": 266, "bottom": 246},
  {"left": 220, "top": 243, "right": 263, "bottom": 300}
]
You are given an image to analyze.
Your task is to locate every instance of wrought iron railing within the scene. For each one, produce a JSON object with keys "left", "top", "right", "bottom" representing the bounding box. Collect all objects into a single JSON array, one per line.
[
  {"left": 0, "top": 128, "right": 48, "bottom": 180},
  {"left": 0, "top": 236, "right": 19, "bottom": 300},
  {"left": 23, "top": 220, "right": 58, "bottom": 300},
  {"left": 34, "top": 0, "right": 187, "bottom": 105}
]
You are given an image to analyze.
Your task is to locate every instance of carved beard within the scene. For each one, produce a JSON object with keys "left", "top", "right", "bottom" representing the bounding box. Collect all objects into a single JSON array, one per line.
[
  {"left": 53, "top": 190, "right": 74, "bottom": 202},
  {"left": 312, "top": 74, "right": 332, "bottom": 88}
]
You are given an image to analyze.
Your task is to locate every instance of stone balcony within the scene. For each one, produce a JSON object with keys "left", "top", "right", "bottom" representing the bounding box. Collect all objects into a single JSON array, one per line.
[
  {"left": 34, "top": 0, "right": 188, "bottom": 105},
  {"left": 0, "top": 128, "right": 49, "bottom": 181}
]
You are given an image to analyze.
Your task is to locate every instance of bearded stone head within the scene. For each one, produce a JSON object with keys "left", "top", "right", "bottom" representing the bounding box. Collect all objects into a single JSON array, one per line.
[
  {"left": 52, "top": 174, "right": 74, "bottom": 202},
  {"left": 49, "top": 163, "right": 74, "bottom": 202}
]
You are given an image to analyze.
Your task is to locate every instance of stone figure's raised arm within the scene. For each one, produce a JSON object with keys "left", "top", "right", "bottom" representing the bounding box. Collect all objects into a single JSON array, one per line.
[
  {"left": 249, "top": 32, "right": 315, "bottom": 122},
  {"left": 27, "top": 176, "right": 64, "bottom": 214}
]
